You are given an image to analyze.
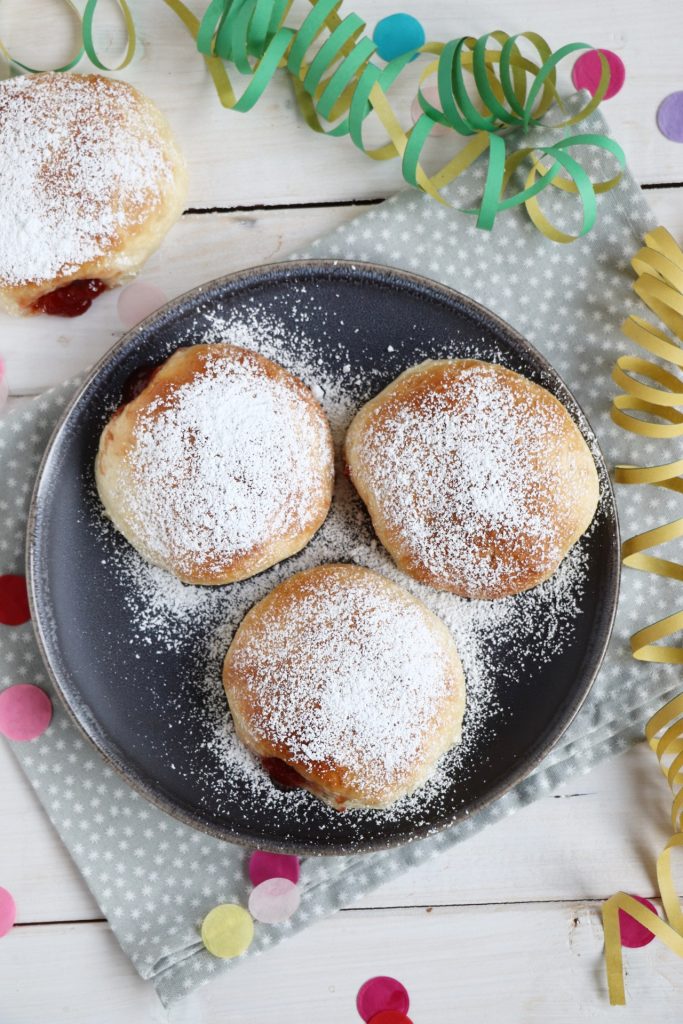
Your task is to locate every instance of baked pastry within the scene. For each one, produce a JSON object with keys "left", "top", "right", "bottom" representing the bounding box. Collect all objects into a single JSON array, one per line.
[
  {"left": 344, "top": 359, "right": 600, "bottom": 600},
  {"left": 223, "top": 563, "right": 466, "bottom": 809},
  {"left": 0, "top": 72, "right": 186, "bottom": 317},
  {"left": 96, "top": 344, "right": 334, "bottom": 585}
]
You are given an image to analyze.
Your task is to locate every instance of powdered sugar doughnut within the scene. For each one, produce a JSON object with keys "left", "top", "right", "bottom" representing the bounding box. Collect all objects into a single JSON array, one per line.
[
  {"left": 0, "top": 72, "right": 186, "bottom": 317},
  {"left": 344, "top": 359, "right": 599, "bottom": 600},
  {"left": 223, "top": 563, "right": 465, "bottom": 809},
  {"left": 96, "top": 344, "right": 334, "bottom": 585}
]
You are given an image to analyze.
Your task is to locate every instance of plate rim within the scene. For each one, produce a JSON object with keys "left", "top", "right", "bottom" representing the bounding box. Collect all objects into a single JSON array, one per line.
[{"left": 26, "top": 258, "right": 621, "bottom": 855}]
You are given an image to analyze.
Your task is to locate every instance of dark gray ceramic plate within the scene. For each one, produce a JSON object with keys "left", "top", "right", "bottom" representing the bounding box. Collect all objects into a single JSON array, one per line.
[{"left": 27, "top": 260, "right": 619, "bottom": 854}]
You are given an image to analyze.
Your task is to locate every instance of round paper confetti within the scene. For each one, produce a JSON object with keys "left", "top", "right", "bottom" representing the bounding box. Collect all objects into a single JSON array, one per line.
[
  {"left": 368, "top": 1012, "right": 413, "bottom": 1024},
  {"left": 357, "top": 976, "right": 410, "bottom": 1021},
  {"left": 0, "top": 684, "right": 52, "bottom": 741},
  {"left": 117, "top": 281, "right": 167, "bottom": 330},
  {"left": 248, "top": 850, "right": 300, "bottom": 887},
  {"left": 571, "top": 49, "right": 625, "bottom": 100},
  {"left": 619, "top": 895, "right": 658, "bottom": 948},
  {"left": 201, "top": 903, "right": 254, "bottom": 959},
  {"left": 656, "top": 91, "right": 683, "bottom": 143},
  {"left": 248, "top": 877, "right": 301, "bottom": 924},
  {"left": 373, "top": 13, "right": 425, "bottom": 63},
  {"left": 0, "top": 887, "right": 16, "bottom": 937},
  {"left": 0, "top": 356, "right": 8, "bottom": 413},
  {"left": 0, "top": 575, "right": 30, "bottom": 626},
  {"left": 410, "top": 83, "right": 450, "bottom": 138}
]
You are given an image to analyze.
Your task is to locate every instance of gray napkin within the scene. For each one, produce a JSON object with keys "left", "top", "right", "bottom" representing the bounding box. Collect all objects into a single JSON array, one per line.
[{"left": 0, "top": 96, "right": 675, "bottom": 1005}]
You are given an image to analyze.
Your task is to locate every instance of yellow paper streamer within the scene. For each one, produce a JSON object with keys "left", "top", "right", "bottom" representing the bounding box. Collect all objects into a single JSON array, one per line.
[
  {"left": 602, "top": 695, "right": 683, "bottom": 1004},
  {"left": 0, "top": 0, "right": 625, "bottom": 242},
  {"left": 603, "top": 229, "right": 683, "bottom": 1002},
  {"left": 611, "top": 228, "right": 683, "bottom": 663}
]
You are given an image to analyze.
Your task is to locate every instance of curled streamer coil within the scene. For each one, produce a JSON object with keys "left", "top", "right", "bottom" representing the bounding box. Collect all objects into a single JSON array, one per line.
[
  {"left": 0, "top": 0, "right": 625, "bottom": 241},
  {"left": 603, "top": 228, "right": 683, "bottom": 1003},
  {"left": 603, "top": 693, "right": 683, "bottom": 1005},
  {"left": 611, "top": 228, "right": 683, "bottom": 662}
]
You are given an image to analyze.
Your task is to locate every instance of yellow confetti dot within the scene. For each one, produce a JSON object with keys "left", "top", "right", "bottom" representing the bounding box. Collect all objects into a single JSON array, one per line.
[{"left": 201, "top": 904, "right": 254, "bottom": 959}]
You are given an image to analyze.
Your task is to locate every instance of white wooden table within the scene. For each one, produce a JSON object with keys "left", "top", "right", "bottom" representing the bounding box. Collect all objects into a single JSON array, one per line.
[{"left": 2, "top": 2, "right": 683, "bottom": 1020}]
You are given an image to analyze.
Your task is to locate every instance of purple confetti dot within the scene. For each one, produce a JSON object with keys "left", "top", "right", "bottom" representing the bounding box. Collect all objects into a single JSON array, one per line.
[{"left": 657, "top": 91, "right": 683, "bottom": 143}]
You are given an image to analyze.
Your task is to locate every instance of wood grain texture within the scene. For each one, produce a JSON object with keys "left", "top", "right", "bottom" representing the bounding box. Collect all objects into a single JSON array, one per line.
[
  {"left": 3, "top": 187, "right": 682, "bottom": 397},
  {"left": 0, "top": 738, "right": 672, "bottom": 925},
  {"left": 2, "top": 2, "right": 683, "bottom": 1018},
  {"left": 1, "top": 205, "right": 361, "bottom": 395},
  {"left": 2, "top": 900, "right": 683, "bottom": 1023},
  {"left": 0, "top": 0, "right": 681, "bottom": 209}
]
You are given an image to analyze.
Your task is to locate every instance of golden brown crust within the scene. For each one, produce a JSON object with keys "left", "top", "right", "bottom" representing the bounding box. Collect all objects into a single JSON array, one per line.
[
  {"left": 344, "top": 359, "right": 600, "bottom": 600},
  {"left": 0, "top": 73, "right": 187, "bottom": 316},
  {"left": 95, "top": 344, "right": 334, "bottom": 585},
  {"left": 223, "top": 564, "right": 466, "bottom": 809}
]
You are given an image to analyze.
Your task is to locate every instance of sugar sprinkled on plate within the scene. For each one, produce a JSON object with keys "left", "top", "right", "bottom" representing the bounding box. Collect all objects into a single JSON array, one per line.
[
  {"left": 227, "top": 565, "right": 464, "bottom": 805},
  {"left": 90, "top": 294, "right": 599, "bottom": 838}
]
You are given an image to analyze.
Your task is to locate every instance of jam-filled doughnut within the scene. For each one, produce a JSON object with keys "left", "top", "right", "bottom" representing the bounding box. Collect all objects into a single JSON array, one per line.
[
  {"left": 223, "top": 563, "right": 466, "bottom": 810},
  {"left": 344, "top": 359, "right": 600, "bottom": 600},
  {"left": 96, "top": 344, "right": 334, "bottom": 585},
  {"left": 0, "top": 72, "right": 186, "bottom": 317}
]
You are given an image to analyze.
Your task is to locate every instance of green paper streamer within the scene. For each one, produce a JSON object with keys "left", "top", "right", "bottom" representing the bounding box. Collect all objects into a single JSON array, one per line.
[
  {"left": 0, "top": 0, "right": 84, "bottom": 73},
  {"left": 166, "top": 0, "right": 627, "bottom": 241},
  {"left": 0, "top": 0, "right": 626, "bottom": 242}
]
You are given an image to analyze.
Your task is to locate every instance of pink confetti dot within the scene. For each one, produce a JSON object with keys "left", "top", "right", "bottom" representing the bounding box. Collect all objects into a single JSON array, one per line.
[
  {"left": 410, "top": 83, "right": 451, "bottom": 137},
  {"left": 248, "top": 850, "right": 300, "bottom": 887},
  {"left": 0, "top": 575, "right": 30, "bottom": 627},
  {"left": 619, "top": 895, "right": 658, "bottom": 948},
  {"left": 117, "top": 282, "right": 167, "bottom": 330},
  {"left": 571, "top": 49, "right": 625, "bottom": 100},
  {"left": 357, "top": 976, "right": 410, "bottom": 1022},
  {"left": 0, "top": 684, "right": 52, "bottom": 741},
  {"left": 248, "top": 877, "right": 301, "bottom": 924},
  {"left": 0, "top": 887, "right": 16, "bottom": 937},
  {"left": 657, "top": 91, "right": 683, "bottom": 143}
]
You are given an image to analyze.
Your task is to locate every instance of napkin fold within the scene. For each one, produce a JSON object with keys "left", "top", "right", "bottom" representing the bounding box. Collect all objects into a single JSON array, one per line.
[{"left": 0, "top": 96, "right": 674, "bottom": 1005}]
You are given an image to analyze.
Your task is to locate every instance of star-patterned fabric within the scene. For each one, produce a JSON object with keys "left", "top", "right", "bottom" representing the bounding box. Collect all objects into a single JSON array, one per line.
[{"left": 0, "top": 96, "right": 677, "bottom": 1005}]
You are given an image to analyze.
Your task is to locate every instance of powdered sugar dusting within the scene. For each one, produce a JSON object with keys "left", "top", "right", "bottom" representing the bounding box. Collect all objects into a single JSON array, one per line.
[
  {"left": 226, "top": 566, "right": 462, "bottom": 804},
  {"left": 351, "top": 361, "right": 593, "bottom": 597},
  {"left": 0, "top": 73, "right": 172, "bottom": 286},
  {"left": 92, "top": 295, "right": 599, "bottom": 832},
  {"left": 121, "top": 347, "right": 332, "bottom": 580}
]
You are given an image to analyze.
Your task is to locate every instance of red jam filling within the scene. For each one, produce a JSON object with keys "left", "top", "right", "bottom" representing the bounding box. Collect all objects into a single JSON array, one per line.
[
  {"left": 261, "top": 757, "right": 306, "bottom": 790},
  {"left": 120, "top": 363, "right": 163, "bottom": 406},
  {"left": 33, "top": 278, "right": 107, "bottom": 317}
]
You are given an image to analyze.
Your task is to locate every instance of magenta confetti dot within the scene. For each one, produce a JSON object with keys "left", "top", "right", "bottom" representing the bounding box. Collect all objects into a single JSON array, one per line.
[
  {"left": 0, "top": 684, "right": 52, "bottom": 741},
  {"left": 0, "top": 887, "right": 16, "bottom": 937},
  {"left": 572, "top": 49, "right": 625, "bottom": 100},
  {"left": 619, "top": 895, "right": 658, "bottom": 948},
  {"left": 657, "top": 91, "right": 683, "bottom": 143},
  {"left": 117, "top": 282, "right": 167, "bottom": 329},
  {"left": 357, "top": 976, "right": 410, "bottom": 1022},
  {"left": 248, "top": 877, "right": 300, "bottom": 924},
  {"left": 248, "top": 850, "right": 300, "bottom": 887}
]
